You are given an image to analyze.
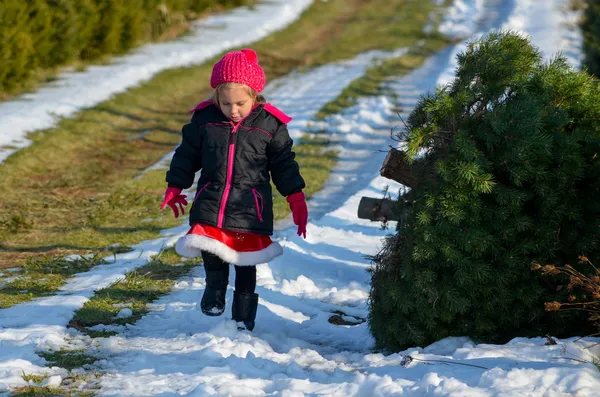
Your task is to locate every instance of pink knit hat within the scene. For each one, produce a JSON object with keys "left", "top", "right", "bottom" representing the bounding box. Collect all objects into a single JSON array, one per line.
[{"left": 210, "top": 49, "right": 266, "bottom": 93}]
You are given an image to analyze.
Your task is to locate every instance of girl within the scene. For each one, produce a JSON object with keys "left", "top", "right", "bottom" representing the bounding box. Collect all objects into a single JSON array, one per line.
[{"left": 160, "top": 48, "right": 308, "bottom": 331}]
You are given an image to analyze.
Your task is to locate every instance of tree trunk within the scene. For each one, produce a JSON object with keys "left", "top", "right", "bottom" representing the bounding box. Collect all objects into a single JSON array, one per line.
[
  {"left": 380, "top": 148, "right": 416, "bottom": 187},
  {"left": 357, "top": 197, "right": 399, "bottom": 222}
]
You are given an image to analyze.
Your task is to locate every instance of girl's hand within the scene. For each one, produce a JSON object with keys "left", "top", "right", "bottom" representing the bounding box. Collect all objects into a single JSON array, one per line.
[
  {"left": 160, "top": 187, "right": 188, "bottom": 218},
  {"left": 286, "top": 192, "right": 308, "bottom": 238}
]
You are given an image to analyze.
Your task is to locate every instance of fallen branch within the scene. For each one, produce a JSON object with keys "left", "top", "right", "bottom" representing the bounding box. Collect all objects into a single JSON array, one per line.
[{"left": 401, "top": 355, "right": 489, "bottom": 370}]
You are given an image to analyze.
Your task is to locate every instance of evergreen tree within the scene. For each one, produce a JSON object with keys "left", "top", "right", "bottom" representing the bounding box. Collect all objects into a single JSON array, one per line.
[
  {"left": 25, "top": 0, "right": 52, "bottom": 69},
  {"left": 369, "top": 31, "right": 600, "bottom": 352},
  {"left": 120, "top": 0, "right": 146, "bottom": 51},
  {"left": 73, "top": 0, "right": 100, "bottom": 61},
  {"left": 46, "top": 0, "right": 81, "bottom": 66},
  {"left": 88, "top": 0, "right": 126, "bottom": 58},
  {"left": 0, "top": 1, "right": 34, "bottom": 91}
]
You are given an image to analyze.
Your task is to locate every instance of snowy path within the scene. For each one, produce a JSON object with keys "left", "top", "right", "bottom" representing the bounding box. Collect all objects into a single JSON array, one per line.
[
  {"left": 95, "top": 49, "right": 600, "bottom": 396},
  {"left": 0, "top": 0, "right": 313, "bottom": 164},
  {"left": 92, "top": 1, "right": 596, "bottom": 395},
  {"left": 0, "top": 43, "right": 413, "bottom": 394},
  {"left": 0, "top": 0, "right": 598, "bottom": 395}
]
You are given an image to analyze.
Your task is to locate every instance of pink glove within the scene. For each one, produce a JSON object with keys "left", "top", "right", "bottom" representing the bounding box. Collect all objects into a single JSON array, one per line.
[
  {"left": 286, "top": 192, "right": 308, "bottom": 238},
  {"left": 160, "top": 187, "right": 188, "bottom": 218}
]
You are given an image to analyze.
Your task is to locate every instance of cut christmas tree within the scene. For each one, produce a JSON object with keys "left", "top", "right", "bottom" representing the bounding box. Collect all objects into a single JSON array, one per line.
[{"left": 369, "top": 31, "right": 600, "bottom": 352}]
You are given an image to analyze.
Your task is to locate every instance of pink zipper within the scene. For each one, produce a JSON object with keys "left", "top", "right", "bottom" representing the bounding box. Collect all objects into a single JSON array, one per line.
[
  {"left": 217, "top": 122, "right": 240, "bottom": 228},
  {"left": 190, "top": 182, "right": 211, "bottom": 212},
  {"left": 251, "top": 188, "right": 264, "bottom": 222},
  {"left": 216, "top": 105, "right": 260, "bottom": 228}
]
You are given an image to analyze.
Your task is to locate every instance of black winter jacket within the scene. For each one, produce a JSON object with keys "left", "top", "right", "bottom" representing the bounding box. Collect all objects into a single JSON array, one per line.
[{"left": 166, "top": 102, "right": 305, "bottom": 235}]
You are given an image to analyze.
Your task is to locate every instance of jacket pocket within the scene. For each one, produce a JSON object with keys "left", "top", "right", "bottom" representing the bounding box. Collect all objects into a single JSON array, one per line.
[
  {"left": 251, "top": 188, "right": 264, "bottom": 222},
  {"left": 191, "top": 182, "right": 211, "bottom": 212}
]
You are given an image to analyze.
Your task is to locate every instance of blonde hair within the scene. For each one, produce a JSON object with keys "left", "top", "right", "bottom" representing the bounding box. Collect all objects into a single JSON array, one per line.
[{"left": 212, "top": 82, "right": 266, "bottom": 106}]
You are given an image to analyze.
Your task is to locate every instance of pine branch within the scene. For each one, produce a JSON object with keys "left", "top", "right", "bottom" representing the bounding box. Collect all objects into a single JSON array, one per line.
[
  {"left": 553, "top": 356, "right": 590, "bottom": 364},
  {"left": 574, "top": 332, "right": 600, "bottom": 343}
]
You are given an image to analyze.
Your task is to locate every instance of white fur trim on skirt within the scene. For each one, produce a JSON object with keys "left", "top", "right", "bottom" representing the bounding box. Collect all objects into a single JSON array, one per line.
[{"left": 175, "top": 234, "right": 283, "bottom": 266}]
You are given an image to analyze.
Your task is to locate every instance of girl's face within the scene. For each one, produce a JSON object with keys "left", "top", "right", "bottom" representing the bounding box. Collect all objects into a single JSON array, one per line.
[{"left": 218, "top": 84, "right": 255, "bottom": 123}]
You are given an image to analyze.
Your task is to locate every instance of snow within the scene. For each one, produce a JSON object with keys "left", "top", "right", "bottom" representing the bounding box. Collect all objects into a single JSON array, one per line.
[
  {"left": 0, "top": 0, "right": 313, "bottom": 164},
  {"left": 438, "top": 0, "right": 487, "bottom": 38},
  {"left": 116, "top": 308, "right": 134, "bottom": 319},
  {"left": 264, "top": 48, "right": 409, "bottom": 141},
  {"left": 0, "top": 0, "right": 598, "bottom": 395},
  {"left": 41, "top": 375, "right": 62, "bottom": 388},
  {"left": 436, "top": 0, "right": 582, "bottom": 87}
]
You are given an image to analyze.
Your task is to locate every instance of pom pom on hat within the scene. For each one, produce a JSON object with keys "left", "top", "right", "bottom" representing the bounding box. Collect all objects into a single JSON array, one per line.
[
  {"left": 241, "top": 48, "right": 258, "bottom": 64},
  {"left": 210, "top": 48, "right": 266, "bottom": 93}
]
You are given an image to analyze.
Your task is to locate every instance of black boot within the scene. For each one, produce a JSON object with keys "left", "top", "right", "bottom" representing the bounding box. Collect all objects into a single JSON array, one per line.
[
  {"left": 201, "top": 252, "right": 229, "bottom": 317},
  {"left": 232, "top": 291, "right": 258, "bottom": 331},
  {"left": 201, "top": 285, "right": 227, "bottom": 316}
]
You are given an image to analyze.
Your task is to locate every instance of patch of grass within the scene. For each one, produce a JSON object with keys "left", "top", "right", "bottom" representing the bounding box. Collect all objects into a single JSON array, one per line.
[
  {"left": 11, "top": 386, "right": 95, "bottom": 396},
  {"left": 68, "top": 248, "right": 200, "bottom": 336},
  {"left": 25, "top": 350, "right": 104, "bottom": 395},
  {"left": 26, "top": 248, "right": 199, "bottom": 393},
  {"left": 40, "top": 351, "right": 97, "bottom": 371},
  {"left": 256, "top": 0, "right": 444, "bottom": 67},
  {"left": 316, "top": 39, "right": 449, "bottom": 118},
  {"left": 0, "top": 255, "right": 104, "bottom": 309},
  {"left": 0, "top": 215, "right": 32, "bottom": 234},
  {"left": 0, "top": 0, "right": 447, "bottom": 268},
  {"left": 21, "top": 373, "right": 49, "bottom": 384}
]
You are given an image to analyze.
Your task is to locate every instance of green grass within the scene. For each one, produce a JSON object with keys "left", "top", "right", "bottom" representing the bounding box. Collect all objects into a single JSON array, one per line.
[
  {"left": 28, "top": 249, "right": 203, "bottom": 394},
  {"left": 18, "top": 350, "right": 104, "bottom": 396},
  {"left": 40, "top": 351, "right": 97, "bottom": 372},
  {"left": 20, "top": 248, "right": 201, "bottom": 396},
  {"left": 68, "top": 248, "right": 200, "bottom": 337},
  {"left": 316, "top": 39, "right": 449, "bottom": 118},
  {"left": 0, "top": 255, "right": 104, "bottom": 308},
  {"left": 18, "top": 248, "right": 199, "bottom": 395},
  {"left": 21, "top": 374, "right": 49, "bottom": 385},
  {"left": 0, "top": 0, "right": 446, "bottom": 269},
  {"left": 15, "top": 371, "right": 96, "bottom": 397},
  {"left": 12, "top": 387, "right": 96, "bottom": 397}
]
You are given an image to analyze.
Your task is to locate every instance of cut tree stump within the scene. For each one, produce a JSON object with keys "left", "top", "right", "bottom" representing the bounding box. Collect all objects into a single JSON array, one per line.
[
  {"left": 380, "top": 148, "right": 416, "bottom": 187},
  {"left": 357, "top": 197, "right": 399, "bottom": 222}
]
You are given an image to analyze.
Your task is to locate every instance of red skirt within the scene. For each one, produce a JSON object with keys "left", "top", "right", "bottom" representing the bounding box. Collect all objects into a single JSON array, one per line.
[{"left": 175, "top": 223, "right": 283, "bottom": 266}]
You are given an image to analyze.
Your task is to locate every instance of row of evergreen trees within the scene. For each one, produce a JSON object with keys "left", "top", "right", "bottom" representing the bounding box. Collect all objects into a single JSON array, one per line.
[
  {"left": 369, "top": 32, "right": 600, "bottom": 351},
  {"left": 0, "top": 0, "right": 253, "bottom": 94}
]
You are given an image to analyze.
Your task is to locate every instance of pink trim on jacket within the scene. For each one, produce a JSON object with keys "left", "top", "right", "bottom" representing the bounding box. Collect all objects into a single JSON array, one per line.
[
  {"left": 240, "top": 125, "right": 272, "bottom": 138},
  {"left": 264, "top": 103, "right": 292, "bottom": 124},
  {"left": 251, "top": 188, "right": 264, "bottom": 222},
  {"left": 190, "top": 100, "right": 213, "bottom": 113}
]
